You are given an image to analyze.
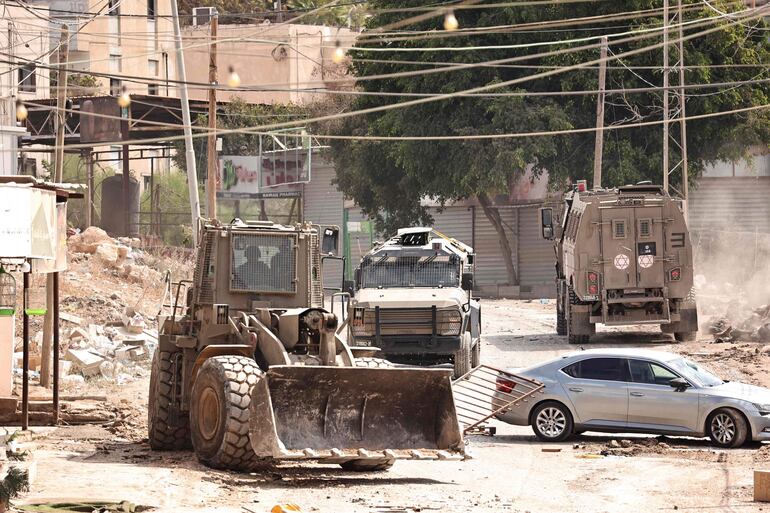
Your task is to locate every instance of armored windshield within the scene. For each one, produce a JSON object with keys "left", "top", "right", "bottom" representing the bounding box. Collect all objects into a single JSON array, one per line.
[
  {"left": 360, "top": 253, "right": 460, "bottom": 289},
  {"left": 231, "top": 233, "right": 297, "bottom": 293}
]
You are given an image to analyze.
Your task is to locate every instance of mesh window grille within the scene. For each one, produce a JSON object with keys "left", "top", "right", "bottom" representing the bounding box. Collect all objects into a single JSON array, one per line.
[
  {"left": 231, "top": 233, "right": 297, "bottom": 293},
  {"left": 360, "top": 255, "right": 460, "bottom": 288},
  {"left": 639, "top": 219, "right": 651, "bottom": 238}
]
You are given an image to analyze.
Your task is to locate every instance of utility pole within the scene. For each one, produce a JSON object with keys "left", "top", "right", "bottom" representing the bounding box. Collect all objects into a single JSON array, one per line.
[
  {"left": 42, "top": 25, "right": 69, "bottom": 390},
  {"left": 171, "top": 0, "right": 200, "bottom": 247},
  {"left": 206, "top": 13, "right": 218, "bottom": 220},
  {"left": 677, "top": 0, "right": 689, "bottom": 218},
  {"left": 592, "top": 36, "right": 608, "bottom": 190},
  {"left": 276, "top": 0, "right": 283, "bottom": 22},
  {"left": 53, "top": 24, "right": 68, "bottom": 184},
  {"left": 662, "top": 0, "right": 670, "bottom": 193}
]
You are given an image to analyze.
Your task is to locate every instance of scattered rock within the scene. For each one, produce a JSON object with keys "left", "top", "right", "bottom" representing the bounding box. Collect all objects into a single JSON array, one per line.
[{"left": 609, "top": 440, "right": 620, "bottom": 449}]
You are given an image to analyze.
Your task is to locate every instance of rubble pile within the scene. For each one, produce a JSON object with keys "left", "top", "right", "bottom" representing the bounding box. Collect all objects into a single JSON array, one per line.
[
  {"left": 68, "top": 226, "right": 163, "bottom": 285},
  {"left": 62, "top": 308, "right": 158, "bottom": 383},
  {"left": 708, "top": 304, "right": 770, "bottom": 344}
]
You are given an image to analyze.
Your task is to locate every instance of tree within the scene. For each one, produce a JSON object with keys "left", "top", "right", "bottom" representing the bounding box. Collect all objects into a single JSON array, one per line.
[{"left": 328, "top": 0, "right": 770, "bottom": 285}]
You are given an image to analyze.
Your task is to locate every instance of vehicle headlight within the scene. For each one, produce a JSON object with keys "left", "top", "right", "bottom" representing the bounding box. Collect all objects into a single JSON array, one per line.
[
  {"left": 350, "top": 307, "right": 374, "bottom": 337},
  {"left": 753, "top": 403, "right": 770, "bottom": 414},
  {"left": 437, "top": 309, "right": 462, "bottom": 336}
]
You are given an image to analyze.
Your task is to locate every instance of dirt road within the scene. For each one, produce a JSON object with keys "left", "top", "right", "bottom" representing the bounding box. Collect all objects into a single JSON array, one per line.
[{"left": 18, "top": 300, "right": 770, "bottom": 513}]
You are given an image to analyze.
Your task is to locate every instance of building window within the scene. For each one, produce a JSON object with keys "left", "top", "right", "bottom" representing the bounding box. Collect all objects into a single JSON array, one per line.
[
  {"left": 147, "top": 0, "right": 156, "bottom": 17},
  {"left": 638, "top": 219, "right": 652, "bottom": 238},
  {"left": 148, "top": 59, "right": 159, "bottom": 95},
  {"left": 110, "top": 78, "right": 122, "bottom": 96},
  {"left": 18, "top": 64, "right": 36, "bottom": 93}
]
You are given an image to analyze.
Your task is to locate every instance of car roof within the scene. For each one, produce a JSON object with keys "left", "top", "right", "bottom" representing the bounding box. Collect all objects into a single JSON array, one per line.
[{"left": 561, "top": 348, "right": 681, "bottom": 362}]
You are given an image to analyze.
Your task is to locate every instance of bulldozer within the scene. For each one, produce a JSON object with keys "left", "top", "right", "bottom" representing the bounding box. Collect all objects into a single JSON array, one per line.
[{"left": 148, "top": 219, "right": 464, "bottom": 472}]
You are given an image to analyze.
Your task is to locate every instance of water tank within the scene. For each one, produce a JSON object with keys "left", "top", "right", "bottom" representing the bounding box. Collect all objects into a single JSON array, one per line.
[{"left": 100, "top": 174, "right": 140, "bottom": 236}]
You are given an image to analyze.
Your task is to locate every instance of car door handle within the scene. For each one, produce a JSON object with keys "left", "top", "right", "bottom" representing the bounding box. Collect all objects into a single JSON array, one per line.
[
  {"left": 630, "top": 392, "right": 645, "bottom": 397},
  {"left": 569, "top": 387, "right": 583, "bottom": 393}
]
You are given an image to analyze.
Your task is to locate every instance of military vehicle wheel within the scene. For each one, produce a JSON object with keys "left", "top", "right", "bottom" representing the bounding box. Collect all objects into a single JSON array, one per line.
[
  {"left": 556, "top": 284, "right": 567, "bottom": 336},
  {"left": 340, "top": 458, "right": 395, "bottom": 472},
  {"left": 567, "top": 287, "right": 590, "bottom": 345},
  {"left": 190, "top": 355, "right": 264, "bottom": 472},
  {"left": 453, "top": 332, "right": 472, "bottom": 378},
  {"left": 149, "top": 349, "right": 191, "bottom": 450},
  {"left": 471, "top": 339, "right": 481, "bottom": 368},
  {"left": 355, "top": 357, "right": 394, "bottom": 368},
  {"left": 675, "top": 332, "right": 697, "bottom": 342}
]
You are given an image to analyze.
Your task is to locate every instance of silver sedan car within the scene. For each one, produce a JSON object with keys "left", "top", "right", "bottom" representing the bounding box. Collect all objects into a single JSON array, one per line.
[{"left": 495, "top": 348, "right": 770, "bottom": 447}]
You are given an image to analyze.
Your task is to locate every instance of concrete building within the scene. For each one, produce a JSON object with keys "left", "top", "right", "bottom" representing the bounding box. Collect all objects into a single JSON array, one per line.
[
  {"left": 1, "top": 2, "right": 52, "bottom": 175},
  {"left": 182, "top": 21, "right": 355, "bottom": 105}
]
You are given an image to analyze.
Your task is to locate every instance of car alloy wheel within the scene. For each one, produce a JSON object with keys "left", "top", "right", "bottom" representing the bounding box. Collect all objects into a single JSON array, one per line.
[
  {"left": 711, "top": 412, "right": 736, "bottom": 445},
  {"left": 536, "top": 406, "right": 567, "bottom": 439}
]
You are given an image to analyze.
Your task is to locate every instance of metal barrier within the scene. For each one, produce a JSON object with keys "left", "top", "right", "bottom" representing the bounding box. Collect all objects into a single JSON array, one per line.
[{"left": 452, "top": 365, "right": 544, "bottom": 433}]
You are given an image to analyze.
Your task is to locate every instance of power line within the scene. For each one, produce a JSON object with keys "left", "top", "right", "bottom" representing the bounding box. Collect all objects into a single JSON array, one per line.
[{"left": 12, "top": 4, "right": 770, "bottom": 152}]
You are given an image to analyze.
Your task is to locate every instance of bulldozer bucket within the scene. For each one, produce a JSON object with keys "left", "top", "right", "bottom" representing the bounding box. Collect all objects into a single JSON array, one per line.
[{"left": 249, "top": 366, "right": 464, "bottom": 463}]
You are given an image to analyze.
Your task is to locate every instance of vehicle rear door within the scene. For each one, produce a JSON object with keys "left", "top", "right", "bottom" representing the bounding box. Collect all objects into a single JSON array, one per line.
[
  {"left": 600, "top": 207, "right": 636, "bottom": 288},
  {"left": 634, "top": 207, "right": 664, "bottom": 288},
  {"left": 560, "top": 357, "right": 628, "bottom": 429},
  {"left": 627, "top": 358, "right": 700, "bottom": 432}
]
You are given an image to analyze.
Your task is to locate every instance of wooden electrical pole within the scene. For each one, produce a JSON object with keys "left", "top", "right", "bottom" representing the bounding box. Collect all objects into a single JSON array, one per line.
[
  {"left": 206, "top": 13, "right": 218, "bottom": 220},
  {"left": 662, "top": 0, "right": 670, "bottom": 193},
  {"left": 677, "top": 0, "right": 689, "bottom": 218},
  {"left": 592, "top": 36, "right": 608, "bottom": 190},
  {"left": 42, "top": 24, "right": 69, "bottom": 390}
]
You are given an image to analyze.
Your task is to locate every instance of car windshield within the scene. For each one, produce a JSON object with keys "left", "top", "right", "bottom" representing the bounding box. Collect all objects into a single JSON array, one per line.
[{"left": 667, "top": 357, "right": 724, "bottom": 387}]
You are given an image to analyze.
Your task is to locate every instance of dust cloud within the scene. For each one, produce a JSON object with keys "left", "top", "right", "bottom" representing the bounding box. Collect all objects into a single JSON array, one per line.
[{"left": 692, "top": 229, "right": 770, "bottom": 337}]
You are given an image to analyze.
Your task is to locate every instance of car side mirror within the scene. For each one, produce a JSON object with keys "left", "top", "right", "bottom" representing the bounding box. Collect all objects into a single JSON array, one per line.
[
  {"left": 322, "top": 227, "right": 339, "bottom": 255},
  {"left": 461, "top": 272, "right": 474, "bottom": 291},
  {"left": 669, "top": 377, "right": 690, "bottom": 389},
  {"left": 540, "top": 207, "right": 554, "bottom": 240}
]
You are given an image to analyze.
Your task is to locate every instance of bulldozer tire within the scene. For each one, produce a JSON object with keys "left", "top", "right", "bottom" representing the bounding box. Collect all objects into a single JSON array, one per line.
[
  {"left": 675, "top": 331, "right": 698, "bottom": 342},
  {"left": 148, "top": 349, "right": 191, "bottom": 450},
  {"left": 453, "top": 332, "right": 472, "bottom": 378},
  {"left": 340, "top": 458, "right": 395, "bottom": 472},
  {"left": 471, "top": 339, "right": 481, "bottom": 368},
  {"left": 355, "top": 357, "right": 394, "bottom": 368},
  {"left": 190, "top": 355, "right": 264, "bottom": 472}
]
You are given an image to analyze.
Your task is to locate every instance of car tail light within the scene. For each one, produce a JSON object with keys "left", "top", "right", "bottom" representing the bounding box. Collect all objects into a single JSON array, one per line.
[
  {"left": 496, "top": 377, "right": 515, "bottom": 394},
  {"left": 669, "top": 268, "right": 681, "bottom": 281}
]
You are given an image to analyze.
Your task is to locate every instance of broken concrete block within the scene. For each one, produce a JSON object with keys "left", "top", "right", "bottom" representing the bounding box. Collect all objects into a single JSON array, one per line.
[
  {"left": 60, "top": 312, "right": 83, "bottom": 325},
  {"left": 95, "top": 244, "right": 121, "bottom": 268},
  {"left": 68, "top": 327, "right": 91, "bottom": 342},
  {"left": 65, "top": 349, "right": 105, "bottom": 376}
]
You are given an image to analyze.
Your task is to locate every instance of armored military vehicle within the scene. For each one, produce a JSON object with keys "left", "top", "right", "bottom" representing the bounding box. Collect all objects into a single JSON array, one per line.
[
  {"left": 149, "top": 220, "right": 464, "bottom": 472},
  {"left": 348, "top": 227, "right": 481, "bottom": 378},
  {"left": 540, "top": 181, "right": 697, "bottom": 344}
]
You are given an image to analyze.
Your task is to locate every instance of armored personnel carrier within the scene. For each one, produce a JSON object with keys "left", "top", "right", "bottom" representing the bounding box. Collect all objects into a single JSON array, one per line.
[{"left": 540, "top": 182, "right": 698, "bottom": 344}]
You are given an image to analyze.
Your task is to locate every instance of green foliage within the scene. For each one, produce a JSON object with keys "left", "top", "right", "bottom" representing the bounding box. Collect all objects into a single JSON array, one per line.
[
  {"left": 287, "top": 0, "right": 368, "bottom": 27},
  {"left": 0, "top": 467, "right": 30, "bottom": 508},
  {"left": 140, "top": 171, "right": 199, "bottom": 246},
  {"left": 329, "top": 0, "right": 770, "bottom": 234}
]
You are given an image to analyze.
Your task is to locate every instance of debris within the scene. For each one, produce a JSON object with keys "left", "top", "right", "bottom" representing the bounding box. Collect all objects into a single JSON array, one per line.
[
  {"left": 59, "top": 312, "right": 83, "bottom": 325},
  {"left": 609, "top": 439, "right": 621, "bottom": 449},
  {"left": 65, "top": 349, "right": 106, "bottom": 377},
  {"left": 541, "top": 447, "right": 562, "bottom": 453}
]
